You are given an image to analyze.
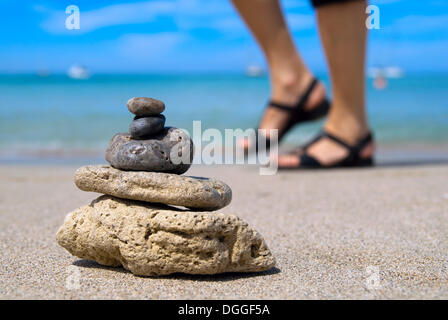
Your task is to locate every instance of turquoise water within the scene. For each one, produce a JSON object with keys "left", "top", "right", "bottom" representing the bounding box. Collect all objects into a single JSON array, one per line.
[{"left": 0, "top": 73, "right": 447, "bottom": 157}]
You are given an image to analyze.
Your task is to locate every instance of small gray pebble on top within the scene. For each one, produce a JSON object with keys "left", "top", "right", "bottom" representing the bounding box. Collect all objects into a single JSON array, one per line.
[{"left": 127, "top": 97, "right": 165, "bottom": 116}]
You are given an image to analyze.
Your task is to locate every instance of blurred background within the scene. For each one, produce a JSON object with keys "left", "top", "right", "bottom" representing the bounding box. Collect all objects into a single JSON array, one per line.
[{"left": 0, "top": 0, "right": 447, "bottom": 163}]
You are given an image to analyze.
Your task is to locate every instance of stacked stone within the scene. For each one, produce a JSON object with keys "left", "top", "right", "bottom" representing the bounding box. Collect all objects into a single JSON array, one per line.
[
  {"left": 106, "top": 97, "right": 192, "bottom": 174},
  {"left": 56, "top": 97, "right": 275, "bottom": 277}
]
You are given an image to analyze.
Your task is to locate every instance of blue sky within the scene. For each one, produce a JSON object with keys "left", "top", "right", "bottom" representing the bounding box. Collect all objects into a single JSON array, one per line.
[{"left": 0, "top": 0, "right": 447, "bottom": 73}]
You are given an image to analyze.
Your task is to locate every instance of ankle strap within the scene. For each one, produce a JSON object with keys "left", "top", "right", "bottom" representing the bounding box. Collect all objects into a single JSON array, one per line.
[
  {"left": 268, "top": 78, "right": 318, "bottom": 112},
  {"left": 353, "top": 132, "right": 373, "bottom": 152},
  {"left": 303, "top": 130, "right": 373, "bottom": 154},
  {"left": 324, "top": 130, "right": 373, "bottom": 154}
]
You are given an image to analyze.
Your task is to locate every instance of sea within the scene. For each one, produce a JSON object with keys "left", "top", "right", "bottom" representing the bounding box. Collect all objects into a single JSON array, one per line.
[{"left": 0, "top": 73, "right": 447, "bottom": 162}]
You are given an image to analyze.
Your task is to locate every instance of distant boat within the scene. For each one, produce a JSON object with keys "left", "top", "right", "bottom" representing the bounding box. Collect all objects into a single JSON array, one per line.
[
  {"left": 383, "top": 66, "right": 404, "bottom": 79},
  {"left": 245, "top": 65, "right": 264, "bottom": 77},
  {"left": 368, "top": 66, "right": 404, "bottom": 79},
  {"left": 368, "top": 66, "right": 404, "bottom": 90},
  {"left": 67, "top": 64, "right": 90, "bottom": 80}
]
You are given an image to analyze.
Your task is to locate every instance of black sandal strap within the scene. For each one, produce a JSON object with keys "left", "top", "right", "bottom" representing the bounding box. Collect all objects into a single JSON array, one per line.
[
  {"left": 301, "top": 131, "right": 327, "bottom": 151},
  {"left": 355, "top": 132, "right": 373, "bottom": 150},
  {"left": 268, "top": 78, "right": 318, "bottom": 112},
  {"left": 323, "top": 130, "right": 373, "bottom": 154},
  {"left": 251, "top": 77, "right": 329, "bottom": 153},
  {"left": 322, "top": 131, "right": 352, "bottom": 150},
  {"left": 294, "top": 130, "right": 373, "bottom": 168},
  {"left": 298, "top": 153, "right": 321, "bottom": 168}
]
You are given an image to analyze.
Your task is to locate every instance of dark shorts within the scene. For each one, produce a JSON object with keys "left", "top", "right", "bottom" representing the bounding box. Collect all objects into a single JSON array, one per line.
[{"left": 311, "top": 0, "right": 363, "bottom": 8}]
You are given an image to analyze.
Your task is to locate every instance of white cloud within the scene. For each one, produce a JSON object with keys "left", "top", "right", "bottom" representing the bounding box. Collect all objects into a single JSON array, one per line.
[
  {"left": 175, "top": 15, "right": 244, "bottom": 32},
  {"left": 118, "top": 32, "right": 186, "bottom": 58},
  {"left": 39, "top": 1, "right": 177, "bottom": 34},
  {"left": 38, "top": 0, "right": 266, "bottom": 37},
  {"left": 210, "top": 17, "right": 245, "bottom": 31},
  {"left": 37, "top": 0, "right": 239, "bottom": 34}
]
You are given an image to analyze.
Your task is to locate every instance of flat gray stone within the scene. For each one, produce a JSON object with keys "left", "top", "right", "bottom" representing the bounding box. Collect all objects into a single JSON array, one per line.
[
  {"left": 74, "top": 165, "right": 232, "bottom": 210},
  {"left": 129, "top": 115, "right": 165, "bottom": 139},
  {"left": 105, "top": 127, "right": 193, "bottom": 174},
  {"left": 127, "top": 97, "right": 165, "bottom": 116}
]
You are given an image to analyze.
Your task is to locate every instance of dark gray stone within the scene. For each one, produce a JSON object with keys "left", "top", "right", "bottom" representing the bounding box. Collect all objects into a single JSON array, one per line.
[
  {"left": 129, "top": 114, "right": 165, "bottom": 139},
  {"left": 105, "top": 127, "right": 193, "bottom": 174},
  {"left": 127, "top": 97, "right": 165, "bottom": 116}
]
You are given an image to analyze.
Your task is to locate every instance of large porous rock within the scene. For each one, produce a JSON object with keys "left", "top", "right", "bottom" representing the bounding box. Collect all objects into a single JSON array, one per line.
[
  {"left": 56, "top": 196, "right": 275, "bottom": 276},
  {"left": 105, "top": 127, "right": 193, "bottom": 174},
  {"left": 127, "top": 97, "right": 165, "bottom": 116},
  {"left": 129, "top": 114, "right": 166, "bottom": 139},
  {"left": 75, "top": 165, "right": 232, "bottom": 210}
]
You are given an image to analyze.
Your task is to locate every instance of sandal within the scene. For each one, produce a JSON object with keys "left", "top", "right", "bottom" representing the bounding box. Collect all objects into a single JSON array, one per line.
[
  {"left": 252, "top": 77, "right": 331, "bottom": 152},
  {"left": 279, "top": 130, "right": 374, "bottom": 169}
]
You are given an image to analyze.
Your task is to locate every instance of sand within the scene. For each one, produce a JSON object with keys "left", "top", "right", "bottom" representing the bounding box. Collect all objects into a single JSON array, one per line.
[{"left": 1, "top": 162, "right": 447, "bottom": 299}]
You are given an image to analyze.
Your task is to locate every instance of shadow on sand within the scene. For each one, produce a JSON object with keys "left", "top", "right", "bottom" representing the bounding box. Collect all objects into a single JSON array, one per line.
[{"left": 74, "top": 259, "right": 281, "bottom": 281}]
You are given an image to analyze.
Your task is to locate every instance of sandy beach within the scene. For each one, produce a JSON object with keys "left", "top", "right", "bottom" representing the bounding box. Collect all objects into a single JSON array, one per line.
[
  {"left": 1, "top": 158, "right": 447, "bottom": 299},
  {"left": 1, "top": 0, "right": 448, "bottom": 302}
]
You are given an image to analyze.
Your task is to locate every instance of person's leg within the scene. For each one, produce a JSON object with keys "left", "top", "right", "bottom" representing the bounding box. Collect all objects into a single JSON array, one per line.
[
  {"left": 279, "top": 0, "right": 374, "bottom": 167},
  {"left": 231, "top": 0, "right": 326, "bottom": 140}
]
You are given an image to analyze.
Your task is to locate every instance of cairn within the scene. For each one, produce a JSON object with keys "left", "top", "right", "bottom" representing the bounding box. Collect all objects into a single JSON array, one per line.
[{"left": 56, "top": 97, "right": 275, "bottom": 276}]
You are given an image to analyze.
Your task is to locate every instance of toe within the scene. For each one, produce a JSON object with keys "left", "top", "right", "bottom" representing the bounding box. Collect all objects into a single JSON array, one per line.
[{"left": 278, "top": 154, "right": 300, "bottom": 168}]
